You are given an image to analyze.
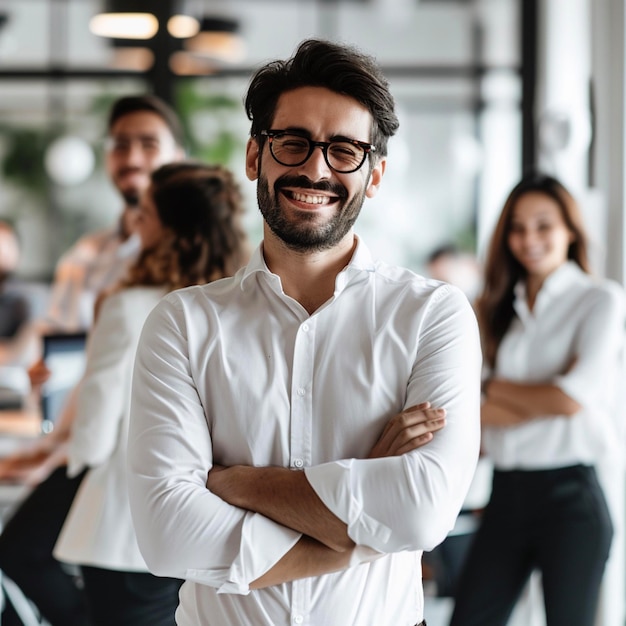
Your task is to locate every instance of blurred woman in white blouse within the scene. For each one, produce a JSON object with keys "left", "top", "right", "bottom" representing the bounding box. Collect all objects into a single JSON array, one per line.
[
  {"left": 54, "top": 161, "right": 249, "bottom": 626},
  {"left": 450, "top": 172, "right": 625, "bottom": 626}
]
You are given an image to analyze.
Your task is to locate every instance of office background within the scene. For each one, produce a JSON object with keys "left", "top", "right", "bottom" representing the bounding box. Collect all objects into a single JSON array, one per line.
[{"left": 0, "top": 1, "right": 624, "bottom": 625}]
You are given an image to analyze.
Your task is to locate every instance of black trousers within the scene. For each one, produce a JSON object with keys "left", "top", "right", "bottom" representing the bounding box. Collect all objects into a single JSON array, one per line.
[
  {"left": 81, "top": 566, "right": 182, "bottom": 626},
  {"left": 0, "top": 466, "right": 91, "bottom": 626},
  {"left": 449, "top": 464, "right": 613, "bottom": 626}
]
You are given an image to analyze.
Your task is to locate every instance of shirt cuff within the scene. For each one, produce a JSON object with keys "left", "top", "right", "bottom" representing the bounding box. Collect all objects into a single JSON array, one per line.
[
  {"left": 187, "top": 512, "right": 301, "bottom": 595},
  {"left": 305, "top": 460, "right": 392, "bottom": 550}
]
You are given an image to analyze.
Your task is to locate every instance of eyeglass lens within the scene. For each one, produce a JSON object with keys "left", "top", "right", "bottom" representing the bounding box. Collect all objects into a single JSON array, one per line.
[{"left": 269, "top": 134, "right": 367, "bottom": 173}]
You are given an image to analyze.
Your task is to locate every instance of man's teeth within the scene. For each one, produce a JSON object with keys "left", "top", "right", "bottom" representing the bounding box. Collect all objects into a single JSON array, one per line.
[{"left": 291, "top": 191, "right": 330, "bottom": 205}]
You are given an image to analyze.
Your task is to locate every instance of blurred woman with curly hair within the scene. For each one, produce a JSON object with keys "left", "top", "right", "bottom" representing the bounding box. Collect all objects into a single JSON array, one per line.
[{"left": 53, "top": 161, "right": 249, "bottom": 626}]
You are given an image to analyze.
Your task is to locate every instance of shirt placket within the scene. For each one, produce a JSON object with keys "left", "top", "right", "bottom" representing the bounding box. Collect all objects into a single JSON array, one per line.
[
  {"left": 289, "top": 316, "right": 315, "bottom": 625},
  {"left": 503, "top": 303, "right": 535, "bottom": 465}
]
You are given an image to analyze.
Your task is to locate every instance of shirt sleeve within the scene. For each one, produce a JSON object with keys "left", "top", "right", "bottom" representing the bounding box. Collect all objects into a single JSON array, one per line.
[
  {"left": 553, "top": 283, "right": 626, "bottom": 408},
  {"left": 66, "top": 293, "right": 131, "bottom": 477},
  {"left": 127, "top": 296, "right": 301, "bottom": 594},
  {"left": 305, "top": 285, "right": 482, "bottom": 553},
  {"left": 45, "top": 238, "right": 94, "bottom": 332}
]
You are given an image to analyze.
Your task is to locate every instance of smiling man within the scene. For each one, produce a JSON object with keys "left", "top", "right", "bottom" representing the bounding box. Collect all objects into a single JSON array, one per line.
[
  {"left": 128, "top": 39, "right": 481, "bottom": 626},
  {"left": 45, "top": 94, "right": 185, "bottom": 332}
]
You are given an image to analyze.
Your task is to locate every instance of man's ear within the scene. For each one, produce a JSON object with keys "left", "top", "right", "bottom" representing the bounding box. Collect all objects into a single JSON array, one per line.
[
  {"left": 245, "top": 138, "right": 260, "bottom": 181},
  {"left": 365, "top": 157, "right": 386, "bottom": 199}
]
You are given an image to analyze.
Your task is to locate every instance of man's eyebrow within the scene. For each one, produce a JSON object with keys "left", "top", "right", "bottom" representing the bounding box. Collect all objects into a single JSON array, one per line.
[
  {"left": 110, "top": 132, "right": 160, "bottom": 140},
  {"left": 280, "top": 127, "right": 311, "bottom": 136},
  {"left": 280, "top": 128, "right": 362, "bottom": 142}
]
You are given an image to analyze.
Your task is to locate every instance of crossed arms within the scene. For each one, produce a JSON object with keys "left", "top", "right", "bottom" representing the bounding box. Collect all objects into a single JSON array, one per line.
[
  {"left": 207, "top": 403, "right": 446, "bottom": 588},
  {"left": 127, "top": 286, "right": 482, "bottom": 592},
  {"left": 481, "top": 378, "right": 581, "bottom": 427}
]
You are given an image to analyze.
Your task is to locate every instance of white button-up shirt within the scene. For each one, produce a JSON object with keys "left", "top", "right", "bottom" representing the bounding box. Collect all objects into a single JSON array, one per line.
[
  {"left": 128, "top": 237, "right": 481, "bottom": 626},
  {"left": 54, "top": 287, "right": 165, "bottom": 571},
  {"left": 482, "top": 261, "right": 626, "bottom": 470}
]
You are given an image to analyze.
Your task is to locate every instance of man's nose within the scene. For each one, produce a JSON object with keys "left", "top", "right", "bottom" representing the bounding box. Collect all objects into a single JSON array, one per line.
[
  {"left": 296, "top": 145, "right": 332, "bottom": 179},
  {"left": 124, "top": 142, "right": 146, "bottom": 165}
]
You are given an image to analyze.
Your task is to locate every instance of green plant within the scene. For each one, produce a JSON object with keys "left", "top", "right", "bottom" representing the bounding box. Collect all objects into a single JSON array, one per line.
[
  {"left": 175, "top": 80, "right": 244, "bottom": 165},
  {"left": 0, "top": 125, "right": 57, "bottom": 196}
]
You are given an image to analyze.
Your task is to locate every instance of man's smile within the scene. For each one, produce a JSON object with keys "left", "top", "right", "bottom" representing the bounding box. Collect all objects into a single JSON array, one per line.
[{"left": 281, "top": 189, "right": 339, "bottom": 207}]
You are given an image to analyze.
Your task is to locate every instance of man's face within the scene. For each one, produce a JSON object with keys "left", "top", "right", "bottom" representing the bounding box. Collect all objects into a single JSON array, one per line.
[
  {"left": 106, "top": 111, "right": 183, "bottom": 206},
  {"left": 245, "top": 86, "right": 386, "bottom": 252}
]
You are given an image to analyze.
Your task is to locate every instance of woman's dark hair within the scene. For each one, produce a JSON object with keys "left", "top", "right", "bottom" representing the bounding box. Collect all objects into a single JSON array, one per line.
[
  {"left": 245, "top": 38, "right": 399, "bottom": 157},
  {"left": 124, "top": 161, "right": 249, "bottom": 291},
  {"left": 477, "top": 171, "right": 590, "bottom": 368}
]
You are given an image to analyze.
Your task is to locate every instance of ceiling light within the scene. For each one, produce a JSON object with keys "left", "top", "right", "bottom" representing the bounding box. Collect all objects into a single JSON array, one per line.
[
  {"left": 184, "top": 17, "right": 246, "bottom": 63},
  {"left": 89, "top": 12, "right": 159, "bottom": 40},
  {"left": 168, "top": 15, "right": 200, "bottom": 38},
  {"left": 90, "top": 0, "right": 160, "bottom": 40}
]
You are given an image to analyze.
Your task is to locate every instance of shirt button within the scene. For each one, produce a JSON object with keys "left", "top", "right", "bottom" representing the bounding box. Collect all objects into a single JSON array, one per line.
[
  {"left": 302, "top": 323, "right": 309, "bottom": 332},
  {"left": 297, "top": 387, "right": 306, "bottom": 396},
  {"left": 293, "top": 458, "right": 304, "bottom": 468},
  {"left": 293, "top": 616, "right": 304, "bottom": 624}
]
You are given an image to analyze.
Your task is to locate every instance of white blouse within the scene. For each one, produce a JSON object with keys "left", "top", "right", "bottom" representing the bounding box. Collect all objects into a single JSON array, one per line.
[
  {"left": 482, "top": 261, "right": 626, "bottom": 470},
  {"left": 127, "top": 238, "right": 482, "bottom": 626},
  {"left": 54, "top": 286, "right": 165, "bottom": 571}
]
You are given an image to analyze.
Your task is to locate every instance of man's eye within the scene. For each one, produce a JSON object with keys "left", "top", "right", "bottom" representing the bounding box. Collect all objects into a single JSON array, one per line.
[
  {"left": 112, "top": 141, "right": 130, "bottom": 151},
  {"left": 280, "top": 139, "right": 308, "bottom": 151},
  {"left": 330, "top": 144, "right": 358, "bottom": 158}
]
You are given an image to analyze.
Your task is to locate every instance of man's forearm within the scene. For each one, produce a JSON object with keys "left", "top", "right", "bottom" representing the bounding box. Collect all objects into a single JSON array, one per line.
[
  {"left": 208, "top": 465, "right": 354, "bottom": 551},
  {"left": 250, "top": 535, "right": 353, "bottom": 589}
]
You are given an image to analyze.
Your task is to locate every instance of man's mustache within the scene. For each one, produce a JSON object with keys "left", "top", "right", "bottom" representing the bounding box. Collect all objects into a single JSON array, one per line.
[
  {"left": 274, "top": 175, "right": 348, "bottom": 199},
  {"left": 117, "top": 167, "right": 144, "bottom": 178}
]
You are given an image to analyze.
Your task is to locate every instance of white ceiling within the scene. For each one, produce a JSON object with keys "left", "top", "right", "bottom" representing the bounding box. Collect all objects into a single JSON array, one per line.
[{"left": 0, "top": 0, "right": 518, "bottom": 70}]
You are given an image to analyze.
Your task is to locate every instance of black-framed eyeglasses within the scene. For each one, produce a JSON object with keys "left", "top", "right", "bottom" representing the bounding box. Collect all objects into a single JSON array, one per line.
[{"left": 259, "top": 130, "right": 376, "bottom": 174}]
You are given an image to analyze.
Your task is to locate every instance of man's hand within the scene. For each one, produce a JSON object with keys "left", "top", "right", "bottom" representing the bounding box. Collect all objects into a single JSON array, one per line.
[{"left": 368, "top": 402, "right": 446, "bottom": 459}]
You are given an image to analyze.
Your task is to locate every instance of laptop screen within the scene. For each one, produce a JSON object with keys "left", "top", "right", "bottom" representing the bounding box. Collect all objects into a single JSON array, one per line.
[{"left": 41, "top": 332, "right": 87, "bottom": 432}]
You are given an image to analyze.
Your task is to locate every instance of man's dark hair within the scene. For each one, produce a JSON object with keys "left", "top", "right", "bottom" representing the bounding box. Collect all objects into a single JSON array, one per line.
[
  {"left": 245, "top": 39, "right": 399, "bottom": 156},
  {"left": 108, "top": 94, "right": 185, "bottom": 148}
]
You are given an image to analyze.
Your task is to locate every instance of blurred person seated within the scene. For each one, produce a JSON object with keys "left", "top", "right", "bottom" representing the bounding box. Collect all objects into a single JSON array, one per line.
[{"left": 0, "top": 220, "right": 39, "bottom": 407}]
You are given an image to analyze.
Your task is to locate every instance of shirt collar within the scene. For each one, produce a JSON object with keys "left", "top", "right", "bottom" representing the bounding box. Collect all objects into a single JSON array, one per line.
[
  {"left": 514, "top": 260, "right": 584, "bottom": 310},
  {"left": 239, "top": 235, "right": 377, "bottom": 294}
]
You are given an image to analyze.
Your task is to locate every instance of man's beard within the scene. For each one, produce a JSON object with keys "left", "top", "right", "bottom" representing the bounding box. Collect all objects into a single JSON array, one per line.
[
  {"left": 257, "top": 173, "right": 366, "bottom": 252},
  {"left": 121, "top": 189, "right": 140, "bottom": 207},
  {"left": 115, "top": 167, "right": 144, "bottom": 207}
]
